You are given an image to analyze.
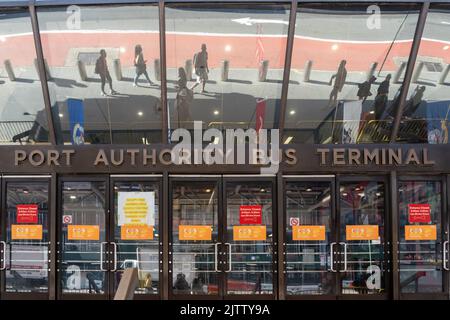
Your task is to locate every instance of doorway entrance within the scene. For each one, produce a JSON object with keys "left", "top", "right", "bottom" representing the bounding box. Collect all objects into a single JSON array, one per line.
[
  {"left": 57, "top": 175, "right": 162, "bottom": 300},
  {"left": 169, "top": 175, "right": 276, "bottom": 299},
  {"left": 283, "top": 175, "right": 390, "bottom": 299}
]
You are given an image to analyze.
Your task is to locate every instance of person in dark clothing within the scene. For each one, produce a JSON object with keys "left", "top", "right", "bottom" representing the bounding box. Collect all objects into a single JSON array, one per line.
[
  {"left": 95, "top": 49, "right": 117, "bottom": 96},
  {"left": 177, "top": 67, "right": 188, "bottom": 90},
  {"left": 357, "top": 75, "right": 377, "bottom": 102},
  {"left": 328, "top": 60, "right": 347, "bottom": 107},
  {"left": 403, "top": 85, "right": 426, "bottom": 118},
  {"left": 373, "top": 74, "right": 391, "bottom": 120},
  {"left": 175, "top": 68, "right": 193, "bottom": 128},
  {"left": 173, "top": 273, "right": 190, "bottom": 292},
  {"left": 192, "top": 277, "right": 204, "bottom": 294},
  {"left": 133, "top": 44, "right": 155, "bottom": 87}
]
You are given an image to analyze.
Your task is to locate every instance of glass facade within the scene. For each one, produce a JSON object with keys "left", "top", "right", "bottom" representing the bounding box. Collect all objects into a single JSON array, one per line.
[{"left": 0, "top": 2, "right": 448, "bottom": 145}]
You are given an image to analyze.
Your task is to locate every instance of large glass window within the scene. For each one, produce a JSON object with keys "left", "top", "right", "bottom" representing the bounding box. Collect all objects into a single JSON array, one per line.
[
  {"left": 0, "top": 8, "right": 50, "bottom": 145},
  {"left": 165, "top": 3, "right": 289, "bottom": 135},
  {"left": 396, "top": 5, "right": 450, "bottom": 144},
  {"left": 284, "top": 4, "right": 420, "bottom": 144},
  {"left": 37, "top": 5, "right": 162, "bottom": 144}
]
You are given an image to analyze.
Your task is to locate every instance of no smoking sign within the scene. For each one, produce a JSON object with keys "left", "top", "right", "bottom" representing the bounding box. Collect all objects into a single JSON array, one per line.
[
  {"left": 290, "top": 217, "right": 300, "bottom": 226},
  {"left": 63, "top": 215, "right": 73, "bottom": 224}
]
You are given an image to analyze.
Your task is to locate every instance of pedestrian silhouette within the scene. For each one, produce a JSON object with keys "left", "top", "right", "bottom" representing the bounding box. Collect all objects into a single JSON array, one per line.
[
  {"left": 133, "top": 44, "right": 155, "bottom": 87},
  {"left": 403, "top": 85, "right": 426, "bottom": 118},
  {"left": 175, "top": 67, "right": 193, "bottom": 128},
  {"left": 373, "top": 74, "right": 391, "bottom": 121},
  {"left": 95, "top": 49, "right": 117, "bottom": 96},
  {"left": 328, "top": 60, "right": 347, "bottom": 107},
  {"left": 191, "top": 44, "right": 209, "bottom": 93},
  {"left": 357, "top": 76, "right": 377, "bottom": 102}
]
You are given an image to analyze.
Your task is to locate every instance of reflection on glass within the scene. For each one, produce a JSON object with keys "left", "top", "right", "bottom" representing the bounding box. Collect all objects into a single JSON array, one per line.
[
  {"left": 285, "top": 182, "right": 334, "bottom": 295},
  {"left": 0, "top": 9, "right": 49, "bottom": 145},
  {"left": 113, "top": 182, "right": 160, "bottom": 295},
  {"left": 284, "top": 4, "right": 419, "bottom": 144},
  {"left": 397, "top": 6, "right": 450, "bottom": 143},
  {"left": 60, "top": 181, "right": 106, "bottom": 294},
  {"left": 165, "top": 4, "right": 288, "bottom": 134},
  {"left": 226, "top": 182, "right": 273, "bottom": 295},
  {"left": 37, "top": 5, "right": 162, "bottom": 144},
  {"left": 171, "top": 182, "right": 219, "bottom": 295},
  {"left": 5, "top": 182, "right": 49, "bottom": 293},
  {"left": 398, "top": 181, "right": 443, "bottom": 293},
  {"left": 339, "top": 181, "right": 385, "bottom": 295}
]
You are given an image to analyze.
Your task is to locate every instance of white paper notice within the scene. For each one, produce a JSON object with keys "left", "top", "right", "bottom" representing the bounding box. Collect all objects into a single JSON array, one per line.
[{"left": 118, "top": 192, "right": 155, "bottom": 226}]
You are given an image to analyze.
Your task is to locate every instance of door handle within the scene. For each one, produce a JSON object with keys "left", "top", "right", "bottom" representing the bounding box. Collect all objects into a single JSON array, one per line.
[
  {"left": 214, "top": 243, "right": 220, "bottom": 272},
  {"left": 111, "top": 242, "right": 118, "bottom": 272},
  {"left": 136, "top": 247, "right": 141, "bottom": 271},
  {"left": 0, "top": 241, "right": 6, "bottom": 271},
  {"left": 225, "top": 243, "right": 232, "bottom": 273},
  {"left": 339, "top": 242, "right": 348, "bottom": 272},
  {"left": 100, "top": 242, "right": 108, "bottom": 271},
  {"left": 443, "top": 240, "right": 449, "bottom": 271},
  {"left": 330, "top": 242, "right": 337, "bottom": 272}
]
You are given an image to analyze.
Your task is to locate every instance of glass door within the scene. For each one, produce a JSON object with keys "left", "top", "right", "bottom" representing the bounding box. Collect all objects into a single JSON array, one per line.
[
  {"left": 1, "top": 177, "right": 51, "bottom": 300},
  {"left": 110, "top": 177, "right": 162, "bottom": 299},
  {"left": 337, "top": 177, "right": 389, "bottom": 299},
  {"left": 169, "top": 178, "right": 221, "bottom": 298},
  {"left": 58, "top": 178, "right": 109, "bottom": 299},
  {"left": 284, "top": 177, "right": 337, "bottom": 299},
  {"left": 398, "top": 177, "right": 448, "bottom": 299},
  {"left": 223, "top": 178, "right": 276, "bottom": 298}
]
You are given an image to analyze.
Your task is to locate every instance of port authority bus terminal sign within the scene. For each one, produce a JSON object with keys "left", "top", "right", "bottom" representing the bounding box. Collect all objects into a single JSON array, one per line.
[{"left": 10, "top": 145, "right": 439, "bottom": 173}]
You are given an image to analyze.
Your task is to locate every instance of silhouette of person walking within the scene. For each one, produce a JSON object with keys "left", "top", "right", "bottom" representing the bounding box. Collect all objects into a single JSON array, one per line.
[
  {"left": 373, "top": 74, "right": 391, "bottom": 120},
  {"left": 357, "top": 75, "right": 377, "bottom": 102},
  {"left": 133, "top": 44, "right": 155, "bottom": 87},
  {"left": 95, "top": 49, "right": 117, "bottom": 96},
  {"left": 328, "top": 60, "right": 347, "bottom": 107},
  {"left": 191, "top": 44, "right": 209, "bottom": 93}
]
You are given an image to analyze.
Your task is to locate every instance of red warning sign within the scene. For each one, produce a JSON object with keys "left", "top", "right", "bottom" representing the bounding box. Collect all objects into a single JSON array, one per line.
[
  {"left": 239, "top": 205, "right": 262, "bottom": 225},
  {"left": 408, "top": 204, "right": 431, "bottom": 223},
  {"left": 16, "top": 204, "right": 38, "bottom": 224}
]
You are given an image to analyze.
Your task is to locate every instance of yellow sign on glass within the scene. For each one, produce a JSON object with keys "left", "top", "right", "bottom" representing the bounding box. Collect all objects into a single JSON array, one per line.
[
  {"left": 405, "top": 225, "right": 437, "bottom": 241},
  {"left": 68, "top": 225, "right": 100, "bottom": 241},
  {"left": 346, "top": 225, "right": 379, "bottom": 241},
  {"left": 179, "top": 225, "right": 212, "bottom": 241},
  {"left": 11, "top": 224, "right": 43, "bottom": 240},
  {"left": 293, "top": 225, "right": 326, "bottom": 241},
  {"left": 233, "top": 226, "right": 266, "bottom": 241}
]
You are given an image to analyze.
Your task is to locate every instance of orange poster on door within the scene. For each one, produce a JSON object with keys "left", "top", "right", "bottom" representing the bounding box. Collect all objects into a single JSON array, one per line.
[
  {"left": 179, "top": 225, "right": 212, "bottom": 241},
  {"left": 11, "top": 224, "right": 43, "bottom": 240},
  {"left": 68, "top": 225, "right": 100, "bottom": 241},
  {"left": 405, "top": 225, "right": 437, "bottom": 241},
  {"left": 346, "top": 225, "right": 379, "bottom": 241},
  {"left": 121, "top": 225, "right": 154, "bottom": 240},
  {"left": 293, "top": 225, "right": 326, "bottom": 241},
  {"left": 233, "top": 226, "right": 266, "bottom": 241}
]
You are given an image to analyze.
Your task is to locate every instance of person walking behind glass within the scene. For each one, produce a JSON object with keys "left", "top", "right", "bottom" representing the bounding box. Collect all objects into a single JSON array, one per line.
[
  {"left": 95, "top": 49, "right": 117, "bottom": 96},
  {"left": 373, "top": 74, "right": 391, "bottom": 120},
  {"left": 133, "top": 44, "right": 155, "bottom": 87},
  {"left": 191, "top": 44, "right": 209, "bottom": 93},
  {"left": 328, "top": 60, "right": 347, "bottom": 108}
]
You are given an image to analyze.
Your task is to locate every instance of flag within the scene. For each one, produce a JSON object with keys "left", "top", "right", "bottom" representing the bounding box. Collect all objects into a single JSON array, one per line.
[
  {"left": 256, "top": 98, "right": 266, "bottom": 134},
  {"left": 255, "top": 24, "right": 265, "bottom": 65},
  {"left": 67, "top": 98, "right": 85, "bottom": 145}
]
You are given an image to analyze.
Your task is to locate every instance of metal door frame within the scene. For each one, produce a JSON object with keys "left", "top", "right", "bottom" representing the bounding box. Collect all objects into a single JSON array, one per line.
[
  {"left": 0, "top": 175, "right": 52, "bottom": 300},
  {"left": 57, "top": 175, "right": 110, "bottom": 300},
  {"left": 282, "top": 175, "right": 337, "bottom": 300},
  {"left": 108, "top": 174, "right": 163, "bottom": 300},
  {"left": 397, "top": 174, "right": 449, "bottom": 300}
]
